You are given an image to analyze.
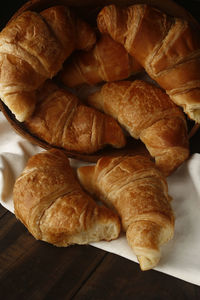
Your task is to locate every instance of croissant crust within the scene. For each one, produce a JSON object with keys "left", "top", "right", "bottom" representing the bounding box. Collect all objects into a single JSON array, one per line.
[
  {"left": 97, "top": 4, "right": 200, "bottom": 123},
  {"left": 13, "top": 149, "right": 121, "bottom": 246},
  {"left": 77, "top": 155, "right": 175, "bottom": 270}
]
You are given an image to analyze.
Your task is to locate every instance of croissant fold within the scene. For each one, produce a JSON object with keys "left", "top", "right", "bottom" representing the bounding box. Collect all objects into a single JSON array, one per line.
[
  {"left": 87, "top": 79, "right": 189, "bottom": 176},
  {"left": 97, "top": 4, "right": 200, "bottom": 123},
  {"left": 13, "top": 149, "right": 121, "bottom": 246},
  {"left": 77, "top": 155, "right": 175, "bottom": 270},
  {"left": 25, "top": 80, "right": 126, "bottom": 154},
  {"left": 0, "top": 5, "right": 96, "bottom": 121},
  {"left": 60, "top": 34, "right": 143, "bottom": 87}
]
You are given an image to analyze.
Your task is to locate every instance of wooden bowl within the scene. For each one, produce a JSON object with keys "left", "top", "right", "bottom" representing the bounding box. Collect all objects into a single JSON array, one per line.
[{"left": 0, "top": 0, "right": 199, "bottom": 162}]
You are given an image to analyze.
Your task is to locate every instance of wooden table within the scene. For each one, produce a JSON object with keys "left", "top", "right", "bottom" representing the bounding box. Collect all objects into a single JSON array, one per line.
[
  {"left": 1, "top": 204, "right": 200, "bottom": 300},
  {"left": 1, "top": 0, "right": 200, "bottom": 299}
]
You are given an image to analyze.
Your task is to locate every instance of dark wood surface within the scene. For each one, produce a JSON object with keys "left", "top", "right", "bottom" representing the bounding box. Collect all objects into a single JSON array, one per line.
[
  {"left": 1, "top": 204, "right": 200, "bottom": 300},
  {"left": 1, "top": 0, "right": 200, "bottom": 299}
]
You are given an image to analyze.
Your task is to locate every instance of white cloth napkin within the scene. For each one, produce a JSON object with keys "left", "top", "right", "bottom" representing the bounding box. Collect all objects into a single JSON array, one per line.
[{"left": 1, "top": 111, "right": 200, "bottom": 286}]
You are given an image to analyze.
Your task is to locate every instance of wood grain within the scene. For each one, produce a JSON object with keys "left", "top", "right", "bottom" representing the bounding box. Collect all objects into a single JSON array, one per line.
[
  {"left": 0, "top": 205, "right": 200, "bottom": 299},
  {"left": 73, "top": 254, "right": 200, "bottom": 300},
  {"left": 0, "top": 205, "right": 107, "bottom": 299}
]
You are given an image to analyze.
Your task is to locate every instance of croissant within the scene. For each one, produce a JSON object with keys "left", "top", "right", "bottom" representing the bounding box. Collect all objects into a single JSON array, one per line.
[
  {"left": 60, "top": 34, "right": 143, "bottom": 87},
  {"left": 13, "top": 149, "right": 121, "bottom": 246},
  {"left": 25, "top": 80, "right": 126, "bottom": 154},
  {"left": 77, "top": 155, "right": 174, "bottom": 271},
  {"left": 0, "top": 5, "right": 96, "bottom": 122},
  {"left": 97, "top": 4, "right": 200, "bottom": 123},
  {"left": 87, "top": 80, "right": 189, "bottom": 176}
]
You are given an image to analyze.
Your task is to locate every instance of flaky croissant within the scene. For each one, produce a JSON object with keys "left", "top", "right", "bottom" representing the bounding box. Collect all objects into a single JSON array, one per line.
[
  {"left": 25, "top": 80, "right": 126, "bottom": 154},
  {"left": 0, "top": 5, "right": 96, "bottom": 122},
  {"left": 13, "top": 149, "right": 121, "bottom": 246},
  {"left": 87, "top": 80, "right": 189, "bottom": 176},
  {"left": 77, "top": 155, "right": 174, "bottom": 271},
  {"left": 97, "top": 4, "right": 200, "bottom": 123},
  {"left": 60, "top": 34, "right": 143, "bottom": 87}
]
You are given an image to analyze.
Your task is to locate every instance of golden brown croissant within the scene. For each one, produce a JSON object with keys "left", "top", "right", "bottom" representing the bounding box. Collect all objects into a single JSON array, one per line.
[
  {"left": 60, "top": 34, "right": 143, "bottom": 87},
  {"left": 77, "top": 155, "right": 174, "bottom": 271},
  {"left": 0, "top": 5, "right": 96, "bottom": 122},
  {"left": 87, "top": 80, "right": 189, "bottom": 176},
  {"left": 97, "top": 4, "right": 200, "bottom": 123},
  {"left": 13, "top": 149, "right": 121, "bottom": 246},
  {"left": 25, "top": 80, "right": 126, "bottom": 154}
]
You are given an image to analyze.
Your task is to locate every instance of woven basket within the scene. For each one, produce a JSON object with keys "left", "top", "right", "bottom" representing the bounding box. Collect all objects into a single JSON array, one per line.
[{"left": 0, "top": 0, "right": 199, "bottom": 162}]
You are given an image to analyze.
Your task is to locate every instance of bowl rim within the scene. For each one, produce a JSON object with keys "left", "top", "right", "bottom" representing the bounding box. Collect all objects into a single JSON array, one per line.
[{"left": 0, "top": 0, "right": 199, "bottom": 162}]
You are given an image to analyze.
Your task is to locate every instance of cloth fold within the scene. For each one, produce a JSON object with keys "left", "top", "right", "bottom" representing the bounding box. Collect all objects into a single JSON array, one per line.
[{"left": 0, "top": 112, "right": 200, "bottom": 286}]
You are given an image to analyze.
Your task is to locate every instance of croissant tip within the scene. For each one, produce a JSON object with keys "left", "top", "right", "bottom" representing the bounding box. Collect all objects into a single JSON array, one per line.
[
  {"left": 137, "top": 254, "right": 160, "bottom": 271},
  {"left": 97, "top": 6, "right": 112, "bottom": 33}
]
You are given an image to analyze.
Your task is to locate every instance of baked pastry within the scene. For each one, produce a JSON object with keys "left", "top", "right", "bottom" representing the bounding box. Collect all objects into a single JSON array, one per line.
[
  {"left": 77, "top": 155, "right": 174, "bottom": 270},
  {"left": 60, "top": 34, "right": 143, "bottom": 87},
  {"left": 25, "top": 80, "right": 126, "bottom": 154},
  {"left": 97, "top": 4, "right": 200, "bottom": 123},
  {"left": 87, "top": 80, "right": 189, "bottom": 176},
  {"left": 13, "top": 149, "right": 121, "bottom": 246},
  {"left": 0, "top": 5, "right": 96, "bottom": 121}
]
